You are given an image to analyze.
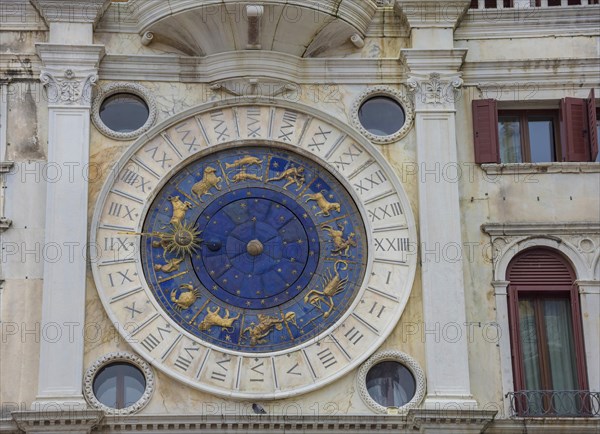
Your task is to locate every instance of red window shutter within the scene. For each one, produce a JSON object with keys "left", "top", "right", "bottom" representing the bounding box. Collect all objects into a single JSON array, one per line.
[
  {"left": 560, "top": 97, "right": 591, "bottom": 162},
  {"left": 587, "top": 89, "right": 598, "bottom": 161},
  {"left": 472, "top": 99, "right": 499, "bottom": 164}
]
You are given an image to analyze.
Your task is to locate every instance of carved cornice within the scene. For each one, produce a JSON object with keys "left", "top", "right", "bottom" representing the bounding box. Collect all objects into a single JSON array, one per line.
[
  {"left": 40, "top": 69, "right": 98, "bottom": 107},
  {"left": 394, "top": 0, "right": 471, "bottom": 30},
  {"left": 407, "top": 72, "right": 463, "bottom": 108},
  {"left": 400, "top": 49, "right": 468, "bottom": 73},
  {"left": 30, "top": 0, "right": 112, "bottom": 26},
  {"left": 482, "top": 222, "right": 600, "bottom": 237},
  {"left": 12, "top": 410, "right": 104, "bottom": 433}
]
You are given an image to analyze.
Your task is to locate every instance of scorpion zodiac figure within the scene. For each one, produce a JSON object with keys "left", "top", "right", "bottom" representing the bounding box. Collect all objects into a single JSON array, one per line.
[
  {"left": 304, "top": 260, "right": 349, "bottom": 318},
  {"left": 243, "top": 312, "right": 297, "bottom": 346},
  {"left": 322, "top": 223, "right": 357, "bottom": 257}
]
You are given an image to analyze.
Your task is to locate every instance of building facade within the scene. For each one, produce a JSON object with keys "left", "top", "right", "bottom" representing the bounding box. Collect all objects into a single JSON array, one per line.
[{"left": 0, "top": 0, "right": 599, "bottom": 433}]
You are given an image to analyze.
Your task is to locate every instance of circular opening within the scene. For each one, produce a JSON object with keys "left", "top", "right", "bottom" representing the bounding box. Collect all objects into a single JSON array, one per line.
[
  {"left": 358, "top": 96, "right": 406, "bottom": 136},
  {"left": 99, "top": 93, "right": 149, "bottom": 133},
  {"left": 92, "top": 362, "right": 146, "bottom": 409},
  {"left": 366, "top": 361, "right": 416, "bottom": 408}
]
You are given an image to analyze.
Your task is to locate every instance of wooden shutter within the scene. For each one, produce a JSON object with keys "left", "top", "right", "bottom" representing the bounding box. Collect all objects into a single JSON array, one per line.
[
  {"left": 587, "top": 89, "right": 598, "bottom": 161},
  {"left": 507, "top": 249, "right": 574, "bottom": 286},
  {"left": 472, "top": 99, "right": 499, "bottom": 164},
  {"left": 560, "top": 97, "right": 591, "bottom": 162}
]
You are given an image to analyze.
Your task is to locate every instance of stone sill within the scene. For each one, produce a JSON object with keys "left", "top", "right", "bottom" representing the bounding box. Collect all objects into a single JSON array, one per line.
[{"left": 481, "top": 162, "right": 600, "bottom": 176}]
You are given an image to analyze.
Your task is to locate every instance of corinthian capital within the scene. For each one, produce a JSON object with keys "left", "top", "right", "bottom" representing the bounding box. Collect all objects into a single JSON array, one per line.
[
  {"left": 407, "top": 72, "right": 463, "bottom": 107},
  {"left": 40, "top": 69, "right": 98, "bottom": 107}
]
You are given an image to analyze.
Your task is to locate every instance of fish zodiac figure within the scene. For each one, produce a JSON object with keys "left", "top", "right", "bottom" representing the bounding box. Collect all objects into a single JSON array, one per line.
[
  {"left": 168, "top": 196, "right": 193, "bottom": 225},
  {"left": 170, "top": 284, "right": 200, "bottom": 311},
  {"left": 304, "top": 260, "right": 348, "bottom": 318},
  {"left": 191, "top": 167, "right": 222, "bottom": 202},
  {"left": 198, "top": 306, "right": 241, "bottom": 332},
  {"left": 304, "top": 191, "right": 341, "bottom": 217},
  {"left": 225, "top": 155, "right": 263, "bottom": 169},
  {"left": 243, "top": 312, "right": 297, "bottom": 346},
  {"left": 231, "top": 167, "right": 262, "bottom": 183},
  {"left": 322, "top": 223, "right": 357, "bottom": 257},
  {"left": 266, "top": 166, "right": 305, "bottom": 190}
]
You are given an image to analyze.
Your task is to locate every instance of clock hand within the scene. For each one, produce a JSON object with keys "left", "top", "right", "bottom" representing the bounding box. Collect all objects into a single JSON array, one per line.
[{"left": 120, "top": 221, "right": 203, "bottom": 257}]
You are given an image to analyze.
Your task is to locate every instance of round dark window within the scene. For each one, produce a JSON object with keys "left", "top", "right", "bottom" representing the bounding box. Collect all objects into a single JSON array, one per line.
[
  {"left": 99, "top": 93, "right": 149, "bottom": 133},
  {"left": 366, "top": 361, "right": 416, "bottom": 408},
  {"left": 358, "top": 97, "right": 406, "bottom": 136},
  {"left": 92, "top": 362, "right": 146, "bottom": 409}
]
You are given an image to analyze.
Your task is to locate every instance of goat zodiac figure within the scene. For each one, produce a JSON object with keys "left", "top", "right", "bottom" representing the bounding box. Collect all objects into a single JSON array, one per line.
[{"left": 304, "top": 260, "right": 349, "bottom": 318}]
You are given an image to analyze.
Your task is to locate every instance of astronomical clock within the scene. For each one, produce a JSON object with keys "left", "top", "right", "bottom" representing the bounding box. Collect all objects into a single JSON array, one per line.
[{"left": 91, "top": 101, "right": 416, "bottom": 399}]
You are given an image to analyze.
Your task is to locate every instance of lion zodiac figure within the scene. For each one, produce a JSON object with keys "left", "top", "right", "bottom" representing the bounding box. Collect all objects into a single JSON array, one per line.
[
  {"left": 198, "top": 306, "right": 240, "bottom": 333},
  {"left": 266, "top": 166, "right": 305, "bottom": 190},
  {"left": 243, "top": 312, "right": 297, "bottom": 346},
  {"left": 322, "top": 223, "right": 357, "bottom": 257},
  {"left": 304, "top": 191, "right": 341, "bottom": 217},
  {"left": 191, "top": 167, "right": 222, "bottom": 202},
  {"left": 168, "top": 196, "right": 193, "bottom": 225},
  {"left": 304, "top": 261, "right": 348, "bottom": 318}
]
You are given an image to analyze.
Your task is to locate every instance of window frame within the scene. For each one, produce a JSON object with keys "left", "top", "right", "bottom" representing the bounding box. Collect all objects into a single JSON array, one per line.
[{"left": 498, "top": 109, "right": 562, "bottom": 163}]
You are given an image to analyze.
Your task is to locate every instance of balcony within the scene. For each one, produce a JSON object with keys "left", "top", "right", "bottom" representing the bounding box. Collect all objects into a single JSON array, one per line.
[
  {"left": 470, "top": 0, "right": 598, "bottom": 8},
  {"left": 507, "top": 391, "right": 600, "bottom": 417}
]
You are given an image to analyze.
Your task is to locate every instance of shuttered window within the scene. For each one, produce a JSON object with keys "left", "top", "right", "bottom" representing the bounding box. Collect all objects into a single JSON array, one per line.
[
  {"left": 472, "top": 93, "right": 598, "bottom": 164},
  {"left": 507, "top": 248, "right": 589, "bottom": 416}
]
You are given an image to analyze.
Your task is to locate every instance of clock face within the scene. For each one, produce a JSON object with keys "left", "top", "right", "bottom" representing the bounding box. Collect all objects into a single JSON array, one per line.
[{"left": 91, "top": 102, "right": 416, "bottom": 399}]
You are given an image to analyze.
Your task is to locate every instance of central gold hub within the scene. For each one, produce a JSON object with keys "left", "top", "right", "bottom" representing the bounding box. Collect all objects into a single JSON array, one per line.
[{"left": 247, "top": 239, "right": 264, "bottom": 256}]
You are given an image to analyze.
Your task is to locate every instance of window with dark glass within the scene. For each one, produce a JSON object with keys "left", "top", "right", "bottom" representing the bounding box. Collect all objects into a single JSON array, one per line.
[
  {"left": 498, "top": 111, "right": 560, "bottom": 163},
  {"left": 358, "top": 97, "right": 406, "bottom": 136},
  {"left": 365, "top": 361, "right": 416, "bottom": 408},
  {"left": 92, "top": 362, "right": 146, "bottom": 409},
  {"left": 99, "top": 93, "right": 150, "bottom": 133},
  {"left": 507, "top": 248, "right": 590, "bottom": 417}
]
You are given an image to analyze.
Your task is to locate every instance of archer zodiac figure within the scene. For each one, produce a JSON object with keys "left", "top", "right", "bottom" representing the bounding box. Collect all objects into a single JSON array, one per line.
[
  {"left": 304, "top": 260, "right": 348, "bottom": 318},
  {"left": 304, "top": 191, "right": 341, "bottom": 217},
  {"left": 191, "top": 166, "right": 222, "bottom": 202},
  {"left": 198, "top": 306, "right": 241, "bottom": 333},
  {"left": 266, "top": 166, "right": 305, "bottom": 190},
  {"left": 322, "top": 223, "right": 357, "bottom": 257}
]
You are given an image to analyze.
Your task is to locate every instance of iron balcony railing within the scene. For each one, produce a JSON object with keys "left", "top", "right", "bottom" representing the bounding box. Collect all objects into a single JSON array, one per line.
[{"left": 508, "top": 390, "right": 600, "bottom": 417}]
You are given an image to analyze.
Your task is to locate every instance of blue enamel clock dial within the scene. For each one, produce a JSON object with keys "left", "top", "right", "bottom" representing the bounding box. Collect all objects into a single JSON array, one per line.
[{"left": 141, "top": 147, "right": 368, "bottom": 353}]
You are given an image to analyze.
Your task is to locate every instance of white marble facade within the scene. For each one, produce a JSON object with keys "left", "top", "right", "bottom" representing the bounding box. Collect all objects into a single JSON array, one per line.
[{"left": 0, "top": 1, "right": 599, "bottom": 433}]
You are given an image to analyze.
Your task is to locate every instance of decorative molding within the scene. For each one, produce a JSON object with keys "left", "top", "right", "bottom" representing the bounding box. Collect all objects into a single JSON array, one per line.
[
  {"left": 30, "top": 0, "right": 112, "bottom": 26},
  {"left": 0, "top": 162, "right": 13, "bottom": 174},
  {"left": 350, "top": 85, "right": 414, "bottom": 144},
  {"left": 40, "top": 69, "right": 98, "bottom": 107},
  {"left": 0, "top": 217, "right": 12, "bottom": 233},
  {"left": 11, "top": 410, "right": 104, "bottom": 433},
  {"left": 481, "top": 162, "right": 600, "bottom": 175},
  {"left": 357, "top": 350, "right": 426, "bottom": 414},
  {"left": 400, "top": 49, "right": 468, "bottom": 74},
  {"left": 83, "top": 351, "right": 154, "bottom": 416},
  {"left": 407, "top": 72, "right": 463, "bottom": 107},
  {"left": 394, "top": 0, "right": 471, "bottom": 30},
  {"left": 209, "top": 78, "right": 296, "bottom": 98},
  {"left": 91, "top": 82, "right": 157, "bottom": 140},
  {"left": 409, "top": 409, "right": 496, "bottom": 432},
  {"left": 481, "top": 222, "right": 600, "bottom": 237},
  {"left": 457, "top": 5, "right": 600, "bottom": 40}
]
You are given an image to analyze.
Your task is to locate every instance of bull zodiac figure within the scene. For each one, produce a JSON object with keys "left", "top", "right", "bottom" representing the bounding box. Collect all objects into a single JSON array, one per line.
[
  {"left": 304, "top": 260, "right": 348, "bottom": 318},
  {"left": 243, "top": 312, "right": 297, "bottom": 346},
  {"left": 198, "top": 306, "right": 240, "bottom": 333},
  {"left": 304, "top": 191, "right": 341, "bottom": 217},
  {"left": 168, "top": 196, "right": 193, "bottom": 225},
  {"left": 191, "top": 166, "right": 222, "bottom": 202},
  {"left": 170, "top": 284, "right": 200, "bottom": 311},
  {"left": 266, "top": 166, "right": 305, "bottom": 190},
  {"left": 322, "top": 223, "right": 357, "bottom": 257},
  {"left": 225, "top": 155, "right": 263, "bottom": 169}
]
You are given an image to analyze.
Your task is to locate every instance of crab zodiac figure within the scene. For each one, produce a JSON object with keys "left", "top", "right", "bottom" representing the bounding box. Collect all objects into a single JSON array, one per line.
[
  {"left": 322, "top": 222, "right": 357, "bottom": 257},
  {"left": 170, "top": 284, "right": 200, "bottom": 310},
  {"left": 304, "top": 260, "right": 348, "bottom": 318},
  {"left": 266, "top": 166, "right": 305, "bottom": 190},
  {"left": 304, "top": 191, "right": 341, "bottom": 217}
]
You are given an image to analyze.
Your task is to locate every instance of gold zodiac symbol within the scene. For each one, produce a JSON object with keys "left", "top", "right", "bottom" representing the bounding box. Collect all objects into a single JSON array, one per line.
[
  {"left": 243, "top": 312, "right": 297, "bottom": 346},
  {"left": 304, "top": 191, "right": 341, "bottom": 217},
  {"left": 154, "top": 256, "right": 185, "bottom": 273},
  {"left": 231, "top": 167, "right": 262, "bottom": 183},
  {"left": 170, "top": 284, "right": 200, "bottom": 311},
  {"left": 225, "top": 155, "right": 263, "bottom": 169},
  {"left": 304, "top": 260, "right": 348, "bottom": 318},
  {"left": 168, "top": 196, "right": 193, "bottom": 226},
  {"left": 191, "top": 166, "right": 222, "bottom": 202},
  {"left": 266, "top": 166, "right": 305, "bottom": 190},
  {"left": 322, "top": 223, "right": 357, "bottom": 257},
  {"left": 198, "top": 306, "right": 241, "bottom": 333}
]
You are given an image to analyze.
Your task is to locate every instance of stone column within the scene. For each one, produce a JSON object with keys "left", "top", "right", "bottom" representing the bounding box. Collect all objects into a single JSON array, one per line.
[
  {"left": 397, "top": 0, "right": 477, "bottom": 411},
  {"left": 30, "top": 0, "right": 108, "bottom": 411},
  {"left": 577, "top": 280, "right": 600, "bottom": 394}
]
